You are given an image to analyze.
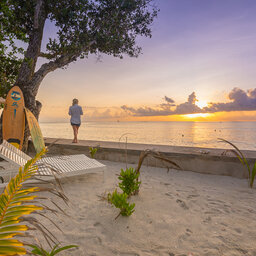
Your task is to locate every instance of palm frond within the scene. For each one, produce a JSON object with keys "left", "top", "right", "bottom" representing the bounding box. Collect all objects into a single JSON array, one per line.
[
  {"left": 221, "top": 149, "right": 244, "bottom": 164},
  {"left": 218, "top": 138, "right": 245, "bottom": 159},
  {"left": 218, "top": 138, "right": 256, "bottom": 188},
  {"left": 136, "top": 149, "right": 181, "bottom": 174},
  {"left": 134, "top": 149, "right": 181, "bottom": 194},
  {"left": 0, "top": 148, "right": 68, "bottom": 255},
  {"left": 218, "top": 138, "right": 252, "bottom": 179},
  {"left": 0, "top": 149, "right": 47, "bottom": 255}
]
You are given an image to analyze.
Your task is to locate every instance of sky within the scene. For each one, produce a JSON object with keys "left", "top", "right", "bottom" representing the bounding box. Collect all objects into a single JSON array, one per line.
[{"left": 36, "top": 0, "right": 256, "bottom": 122}]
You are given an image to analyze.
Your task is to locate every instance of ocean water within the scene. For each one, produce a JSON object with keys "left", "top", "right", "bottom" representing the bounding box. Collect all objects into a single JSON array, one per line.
[{"left": 39, "top": 121, "right": 256, "bottom": 150}]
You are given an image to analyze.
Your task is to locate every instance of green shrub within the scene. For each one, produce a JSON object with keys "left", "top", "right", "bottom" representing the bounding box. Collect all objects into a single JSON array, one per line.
[
  {"left": 89, "top": 147, "right": 98, "bottom": 158},
  {"left": 118, "top": 167, "right": 141, "bottom": 197},
  {"left": 105, "top": 167, "right": 141, "bottom": 218},
  {"left": 108, "top": 190, "right": 135, "bottom": 218}
]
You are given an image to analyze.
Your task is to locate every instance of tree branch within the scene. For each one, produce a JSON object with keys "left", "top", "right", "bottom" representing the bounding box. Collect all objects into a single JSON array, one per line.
[
  {"left": 34, "top": 0, "right": 43, "bottom": 29},
  {"left": 31, "top": 40, "right": 96, "bottom": 95},
  {"left": 38, "top": 52, "right": 58, "bottom": 59}
]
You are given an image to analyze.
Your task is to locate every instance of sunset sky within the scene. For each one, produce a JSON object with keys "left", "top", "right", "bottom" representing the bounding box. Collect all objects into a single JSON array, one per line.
[{"left": 36, "top": 0, "right": 256, "bottom": 122}]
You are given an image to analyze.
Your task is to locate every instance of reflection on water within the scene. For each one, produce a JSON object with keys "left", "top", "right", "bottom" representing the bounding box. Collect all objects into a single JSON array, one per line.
[{"left": 40, "top": 121, "right": 256, "bottom": 150}]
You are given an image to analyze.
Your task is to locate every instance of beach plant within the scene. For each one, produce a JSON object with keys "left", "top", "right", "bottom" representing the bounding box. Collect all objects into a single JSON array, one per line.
[
  {"left": 135, "top": 149, "right": 181, "bottom": 194},
  {"left": 29, "top": 244, "right": 78, "bottom": 256},
  {"left": 105, "top": 150, "right": 181, "bottom": 218},
  {"left": 107, "top": 190, "right": 135, "bottom": 219},
  {"left": 118, "top": 167, "right": 141, "bottom": 197},
  {"left": 219, "top": 138, "right": 256, "bottom": 188},
  {"left": 104, "top": 168, "right": 138, "bottom": 219},
  {"left": 0, "top": 148, "right": 71, "bottom": 255},
  {"left": 89, "top": 147, "right": 98, "bottom": 159}
]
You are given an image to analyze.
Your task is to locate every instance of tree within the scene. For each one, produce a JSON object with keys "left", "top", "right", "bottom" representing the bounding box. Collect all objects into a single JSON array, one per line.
[
  {"left": 0, "top": 0, "right": 158, "bottom": 147},
  {"left": 0, "top": 0, "right": 25, "bottom": 103}
]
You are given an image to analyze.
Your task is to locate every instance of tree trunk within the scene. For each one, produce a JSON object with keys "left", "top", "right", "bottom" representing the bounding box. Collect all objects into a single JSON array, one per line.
[{"left": 14, "top": 0, "right": 46, "bottom": 151}]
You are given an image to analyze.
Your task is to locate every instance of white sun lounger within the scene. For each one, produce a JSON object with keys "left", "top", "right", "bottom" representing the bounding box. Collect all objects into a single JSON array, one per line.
[{"left": 0, "top": 140, "right": 105, "bottom": 182}]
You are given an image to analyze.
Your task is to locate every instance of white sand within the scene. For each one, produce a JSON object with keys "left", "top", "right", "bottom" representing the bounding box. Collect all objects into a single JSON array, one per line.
[{"left": 1, "top": 159, "right": 256, "bottom": 255}]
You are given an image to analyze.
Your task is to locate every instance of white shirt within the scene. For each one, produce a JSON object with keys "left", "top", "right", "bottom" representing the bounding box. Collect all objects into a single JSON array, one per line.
[{"left": 69, "top": 104, "right": 83, "bottom": 124}]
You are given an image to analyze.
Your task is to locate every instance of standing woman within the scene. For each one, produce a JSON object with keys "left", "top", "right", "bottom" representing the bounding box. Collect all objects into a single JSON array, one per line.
[{"left": 69, "top": 98, "right": 83, "bottom": 143}]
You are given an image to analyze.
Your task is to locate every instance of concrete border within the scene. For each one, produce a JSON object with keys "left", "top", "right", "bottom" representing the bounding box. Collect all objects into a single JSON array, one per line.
[{"left": 28, "top": 138, "right": 256, "bottom": 179}]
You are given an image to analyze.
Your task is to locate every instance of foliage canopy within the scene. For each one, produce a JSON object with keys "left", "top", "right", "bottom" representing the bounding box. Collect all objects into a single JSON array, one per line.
[{"left": 0, "top": 0, "right": 158, "bottom": 99}]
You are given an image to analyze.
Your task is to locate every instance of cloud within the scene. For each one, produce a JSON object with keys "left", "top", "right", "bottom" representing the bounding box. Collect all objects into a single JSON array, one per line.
[
  {"left": 203, "top": 87, "right": 256, "bottom": 112},
  {"left": 84, "top": 106, "right": 128, "bottom": 120},
  {"left": 121, "top": 105, "right": 170, "bottom": 116},
  {"left": 121, "top": 88, "right": 256, "bottom": 117},
  {"left": 163, "top": 96, "right": 175, "bottom": 104},
  {"left": 121, "top": 92, "right": 202, "bottom": 116},
  {"left": 174, "top": 92, "right": 202, "bottom": 115},
  {"left": 159, "top": 95, "right": 176, "bottom": 110},
  {"left": 40, "top": 105, "right": 129, "bottom": 122},
  {"left": 40, "top": 88, "right": 256, "bottom": 121}
]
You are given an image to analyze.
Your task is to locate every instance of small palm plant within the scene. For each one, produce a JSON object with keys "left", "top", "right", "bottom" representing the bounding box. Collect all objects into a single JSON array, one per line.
[
  {"left": 219, "top": 138, "right": 256, "bottom": 188},
  {"left": 118, "top": 168, "right": 141, "bottom": 197},
  {"left": 106, "top": 168, "right": 138, "bottom": 219},
  {"left": 105, "top": 150, "right": 181, "bottom": 218},
  {"left": 0, "top": 148, "right": 74, "bottom": 255},
  {"left": 107, "top": 190, "right": 135, "bottom": 219},
  {"left": 89, "top": 147, "right": 98, "bottom": 159}
]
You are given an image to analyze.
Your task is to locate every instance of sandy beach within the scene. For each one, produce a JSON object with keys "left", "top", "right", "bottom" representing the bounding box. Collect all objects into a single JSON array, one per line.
[{"left": 8, "top": 159, "right": 252, "bottom": 256}]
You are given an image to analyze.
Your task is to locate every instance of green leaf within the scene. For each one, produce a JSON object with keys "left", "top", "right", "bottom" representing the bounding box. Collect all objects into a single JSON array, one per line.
[
  {"left": 0, "top": 225, "right": 28, "bottom": 233},
  {"left": 6, "top": 205, "right": 43, "bottom": 213},
  {"left": 29, "top": 244, "right": 50, "bottom": 256},
  {"left": 250, "top": 162, "right": 256, "bottom": 188},
  {"left": 118, "top": 167, "right": 141, "bottom": 196},
  {"left": 51, "top": 244, "right": 78, "bottom": 255},
  {"left": 0, "top": 232, "right": 22, "bottom": 239},
  {"left": 0, "top": 239, "right": 23, "bottom": 247},
  {"left": 5, "top": 209, "right": 41, "bottom": 217},
  {"left": 0, "top": 149, "right": 48, "bottom": 255},
  {"left": 0, "top": 245, "right": 26, "bottom": 255},
  {"left": 0, "top": 219, "right": 20, "bottom": 227},
  {"left": 219, "top": 138, "right": 253, "bottom": 186}
]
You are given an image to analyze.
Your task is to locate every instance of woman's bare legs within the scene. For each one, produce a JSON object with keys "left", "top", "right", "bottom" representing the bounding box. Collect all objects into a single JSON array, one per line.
[
  {"left": 76, "top": 126, "right": 80, "bottom": 142},
  {"left": 72, "top": 125, "right": 78, "bottom": 143}
]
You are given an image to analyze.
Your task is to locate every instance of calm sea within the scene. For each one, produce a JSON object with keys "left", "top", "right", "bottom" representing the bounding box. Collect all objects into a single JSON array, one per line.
[{"left": 39, "top": 121, "right": 256, "bottom": 150}]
